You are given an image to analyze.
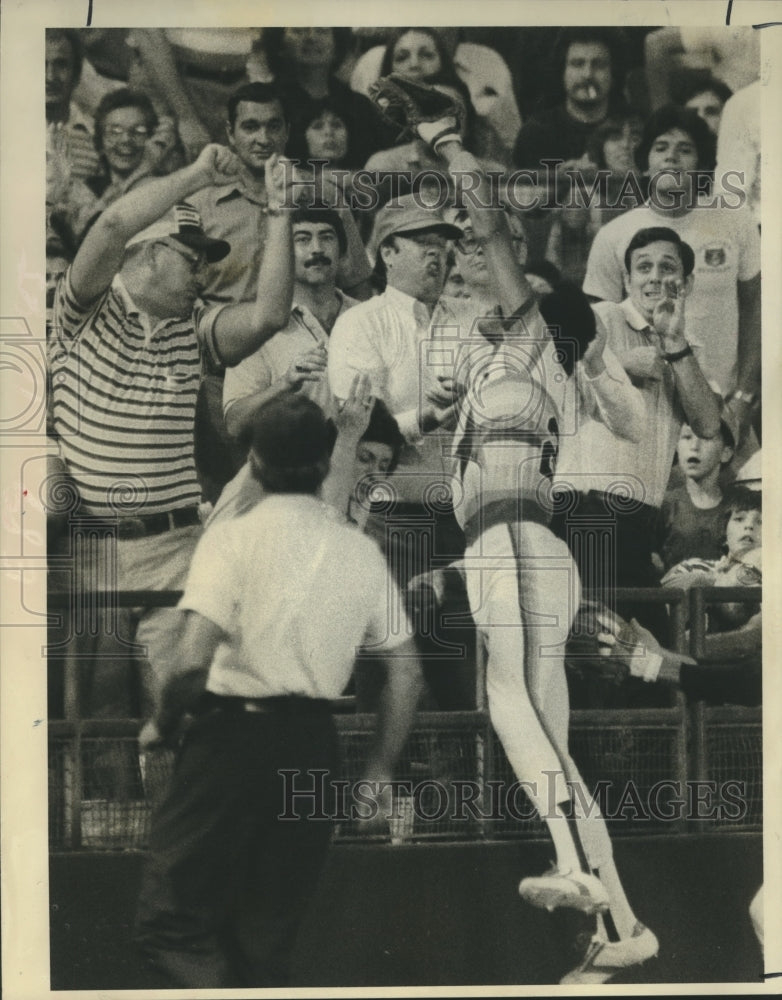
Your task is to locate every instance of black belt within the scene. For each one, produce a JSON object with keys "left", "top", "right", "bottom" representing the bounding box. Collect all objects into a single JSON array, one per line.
[
  {"left": 116, "top": 507, "right": 201, "bottom": 540},
  {"left": 197, "top": 693, "right": 332, "bottom": 715},
  {"left": 182, "top": 62, "right": 246, "bottom": 86}
]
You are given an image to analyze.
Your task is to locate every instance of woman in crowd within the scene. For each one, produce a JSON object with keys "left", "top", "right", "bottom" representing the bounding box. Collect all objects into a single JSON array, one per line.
[{"left": 252, "top": 27, "right": 383, "bottom": 167}]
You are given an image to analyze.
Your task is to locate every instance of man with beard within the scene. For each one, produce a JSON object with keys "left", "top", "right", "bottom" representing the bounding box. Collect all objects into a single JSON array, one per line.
[
  {"left": 512, "top": 28, "right": 627, "bottom": 173},
  {"left": 222, "top": 207, "right": 352, "bottom": 442}
]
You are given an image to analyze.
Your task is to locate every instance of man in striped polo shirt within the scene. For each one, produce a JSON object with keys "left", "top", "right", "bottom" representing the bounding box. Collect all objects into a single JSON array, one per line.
[{"left": 50, "top": 143, "right": 295, "bottom": 718}]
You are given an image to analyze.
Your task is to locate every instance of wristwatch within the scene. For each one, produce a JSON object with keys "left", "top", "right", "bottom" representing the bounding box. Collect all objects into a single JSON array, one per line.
[{"left": 662, "top": 344, "right": 693, "bottom": 363}]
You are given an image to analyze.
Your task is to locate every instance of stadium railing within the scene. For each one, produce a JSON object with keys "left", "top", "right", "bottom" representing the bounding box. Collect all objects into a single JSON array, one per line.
[{"left": 46, "top": 585, "right": 762, "bottom": 849}]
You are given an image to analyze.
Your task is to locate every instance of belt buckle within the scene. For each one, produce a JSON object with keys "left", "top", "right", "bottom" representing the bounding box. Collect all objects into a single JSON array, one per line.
[{"left": 116, "top": 517, "right": 146, "bottom": 540}]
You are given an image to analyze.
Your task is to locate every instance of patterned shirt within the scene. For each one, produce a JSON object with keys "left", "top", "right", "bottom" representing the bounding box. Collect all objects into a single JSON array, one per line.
[{"left": 50, "top": 269, "right": 221, "bottom": 516}]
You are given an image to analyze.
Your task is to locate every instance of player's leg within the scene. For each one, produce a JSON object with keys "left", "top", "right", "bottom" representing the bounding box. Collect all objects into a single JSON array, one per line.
[
  {"left": 466, "top": 523, "right": 606, "bottom": 912},
  {"left": 519, "top": 530, "right": 658, "bottom": 981}
]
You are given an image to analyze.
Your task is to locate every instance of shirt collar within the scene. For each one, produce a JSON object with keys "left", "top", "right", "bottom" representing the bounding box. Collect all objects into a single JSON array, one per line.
[
  {"left": 214, "top": 179, "right": 268, "bottom": 206},
  {"left": 620, "top": 298, "right": 655, "bottom": 334},
  {"left": 112, "top": 273, "right": 142, "bottom": 318},
  {"left": 383, "top": 284, "right": 440, "bottom": 326}
]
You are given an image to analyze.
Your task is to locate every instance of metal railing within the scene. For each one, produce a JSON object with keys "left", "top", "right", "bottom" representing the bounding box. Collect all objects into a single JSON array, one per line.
[{"left": 47, "top": 585, "right": 762, "bottom": 849}]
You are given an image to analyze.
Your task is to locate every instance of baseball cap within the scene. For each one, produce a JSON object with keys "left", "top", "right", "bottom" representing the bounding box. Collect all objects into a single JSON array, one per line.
[
  {"left": 250, "top": 395, "right": 334, "bottom": 469},
  {"left": 373, "top": 193, "right": 463, "bottom": 248},
  {"left": 125, "top": 202, "right": 230, "bottom": 263}
]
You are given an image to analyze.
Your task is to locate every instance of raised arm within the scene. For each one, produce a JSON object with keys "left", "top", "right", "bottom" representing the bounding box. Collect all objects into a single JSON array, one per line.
[
  {"left": 208, "top": 154, "right": 295, "bottom": 366},
  {"left": 70, "top": 143, "right": 241, "bottom": 306},
  {"left": 653, "top": 279, "right": 721, "bottom": 440}
]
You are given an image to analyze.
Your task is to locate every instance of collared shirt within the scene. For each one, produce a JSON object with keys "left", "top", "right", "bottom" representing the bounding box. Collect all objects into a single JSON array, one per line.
[
  {"left": 180, "top": 494, "right": 410, "bottom": 699},
  {"left": 582, "top": 196, "right": 761, "bottom": 396},
  {"left": 188, "top": 180, "right": 372, "bottom": 306},
  {"left": 554, "top": 298, "right": 686, "bottom": 509},
  {"left": 329, "top": 285, "right": 489, "bottom": 503},
  {"left": 221, "top": 291, "right": 356, "bottom": 420},
  {"left": 51, "top": 269, "right": 220, "bottom": 516}
]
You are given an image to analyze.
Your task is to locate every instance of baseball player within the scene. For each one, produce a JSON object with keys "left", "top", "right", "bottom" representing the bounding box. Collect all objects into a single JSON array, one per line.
[{"left": 369, "top": 75, "right": 659, "bottom": 983}]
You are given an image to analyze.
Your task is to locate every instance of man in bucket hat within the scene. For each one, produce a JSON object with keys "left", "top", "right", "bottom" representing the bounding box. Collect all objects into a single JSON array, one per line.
[{"left": 49, "top": 142, "right": 295, "bottom": 722}]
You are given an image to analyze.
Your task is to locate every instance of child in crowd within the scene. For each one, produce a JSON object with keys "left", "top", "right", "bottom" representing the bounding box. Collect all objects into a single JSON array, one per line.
[{"left": 654, "top": 413, "right": 737, "bottom": 573}]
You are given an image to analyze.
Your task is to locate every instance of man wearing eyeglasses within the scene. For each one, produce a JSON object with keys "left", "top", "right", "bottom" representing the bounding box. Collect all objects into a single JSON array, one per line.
[{"left": 48, "top": 143, "right": 295, "bottom": 721}]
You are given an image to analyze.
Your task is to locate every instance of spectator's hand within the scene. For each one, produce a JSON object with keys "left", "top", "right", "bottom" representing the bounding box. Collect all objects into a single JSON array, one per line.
[
  {"left": 652, "top": 277, "right": 687, "bottom": 349},
  {"left": 723, "top": 393, "right": 757, "bottom": 450},
  {"left": 178, "top": 116, "right": 211, "bottom": 163},
  {"left": 192, "top": 143, "right": 241, "bottom": 187},
  {"left": 283, "top": 345, "right": 327, "bottom": 391},
  {"left": 582, "top": 314, "right": 609, "bottom": 377},
  {"left": 620, "top": 345, "right": 665, "bottom": 382},
  {"left": 335, "top": 372, "right": 374, "bottom": 444}
]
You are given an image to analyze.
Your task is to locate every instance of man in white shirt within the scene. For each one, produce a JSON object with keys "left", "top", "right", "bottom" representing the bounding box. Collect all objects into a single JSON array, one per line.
[
  {"left": 135, "top": 393, "right": 423, "bottom": 988},
  {"left": 583, "top": 105, "right": 760, "bottom": 442},
  {"left": 557, "top": 225, "right": 721, "bottom": 639}
]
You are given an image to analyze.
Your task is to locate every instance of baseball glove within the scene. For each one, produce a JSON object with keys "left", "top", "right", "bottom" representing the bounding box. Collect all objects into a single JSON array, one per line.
[
  {"left": 368, "top": 74, "right": 463, "bottom": 149},
  {"left": 565, "top": 599, "right": 635, "bottom": 685}
]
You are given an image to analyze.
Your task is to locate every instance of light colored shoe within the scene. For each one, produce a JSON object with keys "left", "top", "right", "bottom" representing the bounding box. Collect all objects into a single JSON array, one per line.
[
  {"left": 560, "top": 922, "right": 659, "bottom": 984},
  {"left": 518, "top": 868, "right": 609, "bottom": 915}
]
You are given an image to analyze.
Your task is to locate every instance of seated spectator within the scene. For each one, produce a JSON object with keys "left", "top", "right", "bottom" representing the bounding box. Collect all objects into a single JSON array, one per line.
[
  {"left": 657, "top": 487, "right": 762, "bottom": 705},
  {"left": 553, "top": 227, "right": 721, "bottom": 648},
  {"left": 251, "top": 28, "right": 383, "bottom": 167},
  {"left": 584, "top": 113, "right": 647, "bottom": 228},
  {"left": 222, "top": 207, "right": 354, "bottom": 446},
  {"left": 545, "top": 173, "right": 598, "bottom": 285},
  {"left": 644, "top": 26, "right": 759, "bottom": 111},
  {"left": 46, "top": 29, "right": 102, "bottom": 182},
  {"left": 654, "top": 413, "right": 737, "bottom": 573},
  {"left": 352, "top": 27, "right": 521, "bottom": 163},
  {"left": 583, "top": 105, "right": 760, "bottom": 444},
  {"left": 679, "top": 76, "right": 733, "bottom": 136},
  {"left": 512, "top": 27, "right": 629, "bottom": 173},
  {"left": 209, "top": 389, "right": 404, "bottom": 530},
  {"left": 85, "top": 90, "right": 160, "bottom": 215},
  {"left": 126, "top": 28, "right": 257, "bottom": 159}
]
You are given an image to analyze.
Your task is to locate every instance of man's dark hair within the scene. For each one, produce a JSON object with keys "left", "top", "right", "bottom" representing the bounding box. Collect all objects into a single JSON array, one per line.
[
  {"left": 258, "top": 27, "right": 354, "bottom": 79},
  {"left": 538, "top": 280, "right": 598, "bottom": 378},
  {"left": 46, "top": 28, "right": 84, "bottom": 83},
  {"left": 227, "top": 82, "right": 289, "bottom": 130},
  {"left": 553, "top": 27, "right": 628, "bottom": 106},
  {"left": 362, "top": 399, "right": 405, "bottom": 472},
  {"left": 725, "top": 486, "right": 762, "bottom": 517},
  {"left": 635, "top": 104, "right": 717, "bottom": 173},
  {"left": 379, "top": 27, "right": 456, "bottom": 80},
  {"left": 291, "top": 206, "right": 347, "bottom": 256},
  {"left": 623, "top": 226, "right": 695, "bottom": 278},
  {"left": 248, "top": 395, "right": 335, "bottom": 494},
  {"left": 93, "top": 89, "right": 159, "bottom": 153},
  {"left": 677, "top": 75, "right": 734, "bottom": 109}
]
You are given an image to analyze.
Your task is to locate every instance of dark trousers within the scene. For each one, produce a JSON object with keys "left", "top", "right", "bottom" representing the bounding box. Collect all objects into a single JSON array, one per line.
[{"left": 135, "top": 699, "right": 338, "bottom": 988}]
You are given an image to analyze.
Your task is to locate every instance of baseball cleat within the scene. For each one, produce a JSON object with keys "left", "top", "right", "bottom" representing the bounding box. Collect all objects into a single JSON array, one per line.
[
  {"left": 518, "top": 867, "right": 609, "bottom": 914},
  {"left": 560, "top": 922, "right": 659, "bottom": 984}
]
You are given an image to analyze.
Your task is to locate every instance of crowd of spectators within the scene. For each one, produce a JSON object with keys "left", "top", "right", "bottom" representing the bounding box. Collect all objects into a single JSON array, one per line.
[{"left": 46, "top": 25, "right": 763, "bottom": 718}]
